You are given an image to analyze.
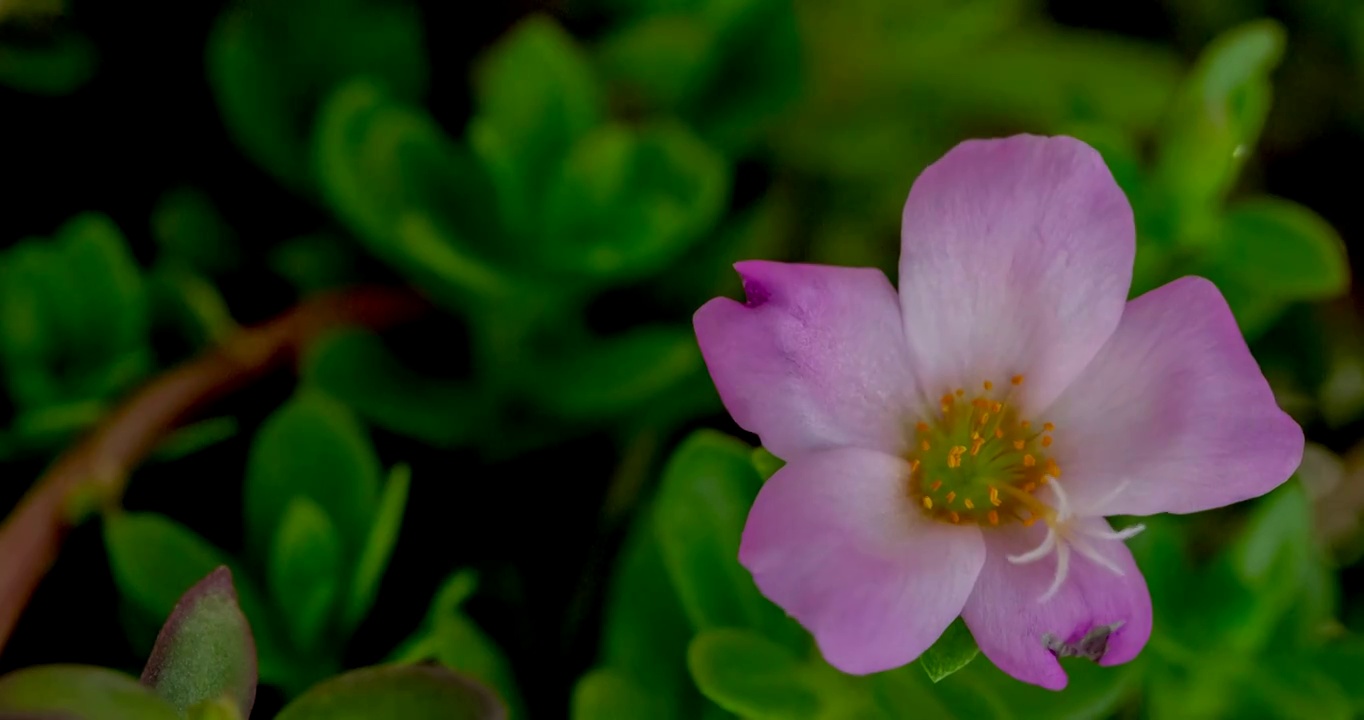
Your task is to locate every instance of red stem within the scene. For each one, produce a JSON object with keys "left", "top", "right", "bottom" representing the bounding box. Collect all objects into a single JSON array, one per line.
[{"left": 0, "top": 286, "right": 428, "bottom": 655}]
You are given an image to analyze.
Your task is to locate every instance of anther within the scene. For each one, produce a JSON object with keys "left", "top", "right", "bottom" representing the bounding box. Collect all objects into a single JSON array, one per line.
[
  {"left": 946, "top": 491, "right": 957, "bottom": 503},
  {"left": 922, "top": 497, "right": 933, "bottom": 509},
  {"left": 983, "top": 380, "right": 993, "bottom": 391},
  {"left": 1011, "top": 374, "right": 1024, "bottom": 385},
  {"left": 916, "top": 422, "right": 930, "bottom": 433},
  {"left": 1023, "top": 454, "right": 1036, "bottom": 467},
  {"left": 964, "top": 498, "right": 975, "bottom": 509},
  {"left": 988, "top": 510, "right": 1000, "bottom": 525},
  {"left": 949, "top": 511, "right": 960, "bottom": 523},
  {"left": 1041, "top": 436, "right": 1053, "bottom": 447},
  {"left": 1043, "top": 422, "right": 1055, "bottom": 432}
]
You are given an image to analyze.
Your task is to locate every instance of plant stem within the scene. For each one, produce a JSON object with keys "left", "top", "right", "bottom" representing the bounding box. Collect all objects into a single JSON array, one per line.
[{"left": 0, "top": 286, "right": 428, "bottom": 655}]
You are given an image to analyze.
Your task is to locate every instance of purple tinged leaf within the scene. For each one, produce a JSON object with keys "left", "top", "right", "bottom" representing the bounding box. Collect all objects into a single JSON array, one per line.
[{"left": 141, "top": 567, "right": 257, "bottom": 718}]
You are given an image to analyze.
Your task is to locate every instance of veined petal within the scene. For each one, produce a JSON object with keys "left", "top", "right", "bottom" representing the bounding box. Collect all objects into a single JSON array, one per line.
[
  {"left": 1044, "top": 276, "right": 1304, "bottom": 516},
  {"left": 740, "top": 448, "right": 985, "bottom": 675},
  {"left": 962, "top": 518, "right": 1151, "bottom": 690},
  {"left": 694, "top": 260, "right": 919, "bottom": 459},
  {"left": 897, "top": 135, "right": 1135, "bottom": 410}
]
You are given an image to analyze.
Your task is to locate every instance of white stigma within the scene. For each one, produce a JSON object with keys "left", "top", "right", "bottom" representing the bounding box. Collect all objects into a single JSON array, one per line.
[{"left": 1005, "top": 478, "right": 1145, "bottom": 602}]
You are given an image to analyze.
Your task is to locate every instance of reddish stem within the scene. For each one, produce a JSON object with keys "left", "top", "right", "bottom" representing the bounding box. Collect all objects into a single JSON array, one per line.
[{"left": 0, "top": 286, "right": 427, "bottom": 654}]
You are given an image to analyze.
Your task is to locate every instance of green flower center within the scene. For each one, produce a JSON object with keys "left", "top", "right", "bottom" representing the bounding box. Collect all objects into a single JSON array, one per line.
[{"left": 907, "top": 376, "right": 1060, "bottom": 527}]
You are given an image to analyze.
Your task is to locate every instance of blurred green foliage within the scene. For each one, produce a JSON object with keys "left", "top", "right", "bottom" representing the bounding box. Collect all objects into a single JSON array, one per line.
[{"left": 2, "top": 0, "right": 1364, "bottom": 716}]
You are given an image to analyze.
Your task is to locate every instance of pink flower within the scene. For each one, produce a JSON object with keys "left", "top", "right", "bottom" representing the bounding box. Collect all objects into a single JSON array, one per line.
[{"left": 692, "top": 135, "right": 1304, "bottom": 689}]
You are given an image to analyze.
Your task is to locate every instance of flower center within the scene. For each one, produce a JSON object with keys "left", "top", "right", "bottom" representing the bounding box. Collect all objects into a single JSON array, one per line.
[{"left": 907, "top": 376, "right": 1060, "bottom": 527}]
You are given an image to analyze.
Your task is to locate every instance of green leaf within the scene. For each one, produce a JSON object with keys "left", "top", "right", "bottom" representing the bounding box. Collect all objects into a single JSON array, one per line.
[
  {"left": 530, "top": 326, "right": 705, "bottom": 420},
  {"left": 152, "top": 417, "right": 240, "bottom": 463},
  {"left": 920, "top": 29, "right": 1183, "bottom": 136},
  {"left": 1224, "top": 480, "right": 1336, "bottom": 650},
  {"left": 596, "top": 516, "right": 696, "bottom": 719},
  {"left": 653, "top": 431, "right": 802, "bottom": 645},
  {"left": 1215, "top": 196, "right": 1350, "bottom": 299},
  {"left": 470, "top": 14, "right": 604, "bottom": 235},
  {"left": 57, "top": 213, "right": 146, "bottom": 360},
  {"left": 188, "top": 696, "right": 245, "bottom": 720},
  {"left": 750, "top": 447, "right": 784, "bottom": 481},
  {"left": 570, "top": 669, "right": 664, "bottom": 719},
  {"left": 0, "top": 244, "right": 56, "bottom": 378},
  {"left": 538, "top": 122, "right": 730, "bottom": 283},
  {"left": 687, "top": 629, "right": 820, "bottom": 720},
  {"left": 0, "top": 28, "right": 96, "bottom": 95},
  {"left": 1155, "top": 20, "right": 1285, "bottom": 221},
  {"left": 102, "top": 512, "right": 287, "bottom": 687},
  {"left": 313, "top": 79, "right": 514, "bottom": 312},
  {"left": 0, "top": 666, "right": 178, "bottom": 720},
  {"left": 207, "top": 0, "right": 427, "bottom": 192},
  {"left": 596, "top": 15, "right": 711, "bottom": 111},
  {"left": 305, "top": 330, "right": 480, "bottom": 446},
  {"left": 948, "top": 652, "right": 1139, "bottom": 720},
  {"left": 391, "top": 571, "right": 524, "bottom": 719},
  {"left": 918, "top": 618, "right": 980, "bottom": 683},
  {"left": 276, "top": 665, "right": 505, "bottom": 720},
  {"left": 343, "top": 463, "right": 411, "bottom": 631},
  {"left": 268, "top": 497, "right": 344, "bottom": 653},
  {"left": 268, "top": 233, "right": 361, "bottom": 294},
  {"left": 141, "top": 567, "right": 257, "bottom": 718},
  {"left": 245, "top": 391, "right": 382, "bottom": 564},
  {"left": 152, "top": 187, "right": 240, "bottom": 276},
  {"left": 689, "top": 0, "right": 805, "bottom": 152}
]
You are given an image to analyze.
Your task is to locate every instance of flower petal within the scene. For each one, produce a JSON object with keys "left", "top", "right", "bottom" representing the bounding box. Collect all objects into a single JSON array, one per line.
[
  {"left": 739, "top": 447, "right": 985, "bottom": 675},
  {"left": 897, "top": 134, "right": 1135, "bottom": 410},
  {"left": 694, "top": 260, "right": 919, "bottom": 458},
  {"left": 1044, "top": 276, "right": 1304, "bottom": 517},
  {"left": 962, "top": 519, "right": 1151, "bottom": 690}
]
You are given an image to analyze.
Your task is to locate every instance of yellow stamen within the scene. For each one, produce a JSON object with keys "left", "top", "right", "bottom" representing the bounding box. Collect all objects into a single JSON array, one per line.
[
  {"left": 1011, "top": 374, "right": 1024, "bottom": 385},
  {"left": 1013, "top": 440, "right": 1025, "bottom": 450},
  {"left": 946, "top": 491, "right": 957, "bottom": 503},
  {"left": 922, "top": 497, "right": 933, "bottom": 509},
  {"left": 949, "top": 511, "right": 961, "bottom": 523},
  {"left": 1043, "top": 422, "right": 1055, "bottom": 432},
  {"left": 989, "top": 487, "right": 1002, "bottom": 506},
  {"left": 983, "top": 380, "right": 993, "bottom": 391},
  {"left": 964, "top": 498, "right": 975, "bottom": 509},
  {"left": 1041, "top": 435, "right": 1053, "bottom": 448},
  {"left": 1023, "top": 454, "right": 1036, "bottom": 467},
  {"left": 988, "top": 510, "right": 999, "bottom": 525}
]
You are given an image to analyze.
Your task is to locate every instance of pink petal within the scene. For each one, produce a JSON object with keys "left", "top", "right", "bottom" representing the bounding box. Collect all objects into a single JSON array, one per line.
[
  {"left": 1044, "top": 276, "right": 1304, "bottom": 517},
  {"left": 897, "top": 135, "right": 1135, "bottom": 410},
  {"left": 739, "top": 447, "right": 985, "bottom": 674},
  {"left": 962, "top": 519, "right": 1151, "bottom": 690},
  {"left": 694, "top": 260, "right": 919, "bottom": 459}
]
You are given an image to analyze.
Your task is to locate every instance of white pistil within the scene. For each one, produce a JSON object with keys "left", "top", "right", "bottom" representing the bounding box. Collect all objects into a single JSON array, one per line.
[{"left": 1005, "top": 477, "right": 1146, "bottom": 603}]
